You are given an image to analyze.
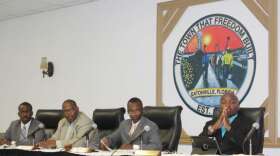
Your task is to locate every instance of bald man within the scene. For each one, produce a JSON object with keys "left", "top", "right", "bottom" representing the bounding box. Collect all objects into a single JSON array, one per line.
[{"left": 200, "top": 93, "right": 258, "bottom": 154}]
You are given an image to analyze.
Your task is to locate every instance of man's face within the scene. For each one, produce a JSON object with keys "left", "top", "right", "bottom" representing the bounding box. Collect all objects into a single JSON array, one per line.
[
  {"left": 220, "top": 94, "right": 239, "bottom": 116},
  {"left": 18, "top": 105, "right": 33, "bottom": 124},
  {"left": 63, "top": 102, "right": 79, "bottom": 123},
  {"left": 127, "top": 102, "right": 142, "bottom": 123}
]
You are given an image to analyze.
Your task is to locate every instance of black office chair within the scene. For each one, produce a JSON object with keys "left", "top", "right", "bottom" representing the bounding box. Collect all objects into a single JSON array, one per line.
[
  {"left": 35, "top": 109, "right": 64, "bottom": 138},
  {"left": 239, "top": 107, "right": 265, "bottom": 154},
  {"left": 92, "top": 107, "right": 125, "bottom": 139},
  {"left": 143, "top": 106, "right": 183, "bottom": 152}
]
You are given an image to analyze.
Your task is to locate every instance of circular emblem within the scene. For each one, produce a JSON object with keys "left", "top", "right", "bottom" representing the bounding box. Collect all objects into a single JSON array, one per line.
[{"left": 173, "top": 14, "right": 256, "bottom": 117}]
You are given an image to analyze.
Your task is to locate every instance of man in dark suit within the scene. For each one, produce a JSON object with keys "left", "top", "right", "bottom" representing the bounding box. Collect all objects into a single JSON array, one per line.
[
  {"left": 200, "top": 93, "right": 257, "bottom": 154},
  {"left": 0, "top": 102, "right": 45, "bottom": 146},
  {"left": 100, "top": 97, "right": 161, "bottom": 150}
]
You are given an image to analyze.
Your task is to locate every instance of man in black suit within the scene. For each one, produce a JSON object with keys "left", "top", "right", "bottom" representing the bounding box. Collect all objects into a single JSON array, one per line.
[{"left": 200, "top": 93, "right": 257, "bottom": 154}]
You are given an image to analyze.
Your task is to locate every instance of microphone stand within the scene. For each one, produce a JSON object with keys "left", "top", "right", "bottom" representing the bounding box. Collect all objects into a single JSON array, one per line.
[
  {"left": 32, "top": 133, "right": 35, "bottom": 146},
  {"left": 86, "top": 135, "right": 89, "bottom": 148},
  {"left": 249, "top": 139, "right": 252, "bottom": 155},
  {"left": 140, "top": 136, "right": 143, "bottom": 150}
]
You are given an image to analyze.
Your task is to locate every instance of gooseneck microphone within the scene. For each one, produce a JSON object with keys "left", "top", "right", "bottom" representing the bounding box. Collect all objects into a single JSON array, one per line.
[
  {"left": 243, "top": 122, "right": 259, "bottom": 143},
  {"left": 85, "top": 123, "right": 97, "bottom": 147},
  {"left": 128, "top": 125, "right": 150, "bottom": 144},
  {"left": 242, "top": 122, "right": 260, "bottom": 154},
  {"left": 30, "top": 123, "right": 44, "bottom": 137},
  {"left": 30, "top": 123, "right": 44, "bottom": 145}
]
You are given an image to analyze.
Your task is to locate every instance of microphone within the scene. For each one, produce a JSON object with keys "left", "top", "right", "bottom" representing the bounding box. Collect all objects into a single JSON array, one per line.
[
  {"left": 85, "top": 123, "right": 97, "bottom": 139},
  {"left": 128, "top": 125, "right": 150, "bottom": 144},
  {"left": 29, "top": 123, "right": 44, "bottom": 137},
  {"left": 85, "top": 123, "right": 97, "bottom": 147},
  {"left": 29, "top": 123, "right": 44, "bottom": 146},
  {"left": 243, "top": 122, "right": 259, "bottom": 143},
  {"left": 242, "top": 122, "right": 260, "bottom": 154}
]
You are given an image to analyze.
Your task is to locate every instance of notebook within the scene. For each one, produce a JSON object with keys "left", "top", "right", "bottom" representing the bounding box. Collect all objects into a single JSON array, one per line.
[{"left": 191, "top": 136, "right": 222, "bottom": 155}]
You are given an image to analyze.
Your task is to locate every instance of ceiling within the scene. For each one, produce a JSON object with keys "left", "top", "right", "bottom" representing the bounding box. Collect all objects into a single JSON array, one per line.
[{"left": 0, "top": 0, "right": 96, "bottom": 22}]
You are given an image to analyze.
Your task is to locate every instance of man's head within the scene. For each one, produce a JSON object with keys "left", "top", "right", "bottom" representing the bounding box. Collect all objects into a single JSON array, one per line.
[
  {"left": 18, "top": 102, "right": 33, "bottom": 124},
  {"left": 127, "top": 97, "right": 143, "bottom": 123},
  {"left": 62, "top": 99, "right": 79, "bottom": 123},
  {"left": 226, "top": 48, "right": 231, "bottom": 53},
  {"left": 220, "top": 93, "right": 240, "bottom": 116}
]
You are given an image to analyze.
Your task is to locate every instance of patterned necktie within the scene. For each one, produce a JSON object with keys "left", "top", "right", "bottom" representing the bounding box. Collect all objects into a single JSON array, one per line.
[
  {"left": 22, "top": 126, "right": 27, "bottom": 139},
  {"left": 129, "top": 124, "right": 137, "bottom": 136}
]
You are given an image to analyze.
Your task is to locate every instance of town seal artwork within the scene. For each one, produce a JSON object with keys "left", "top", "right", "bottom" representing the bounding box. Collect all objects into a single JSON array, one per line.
[{"left": 173, "top": 14, "right": 256, "bottom": 116}]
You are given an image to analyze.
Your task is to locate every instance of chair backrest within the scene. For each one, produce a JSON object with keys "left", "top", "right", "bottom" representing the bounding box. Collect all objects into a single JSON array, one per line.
[
  {"left": 92, "top": 107, "right": 125, "bottom": 139},
  {"left": 35, "top": 109, "right": 64, "bottom": 138},
  {"left": 238, "top": 107, "right": 265, "bottom": 154},
  {"left": 143, "top": 106, "right": 183, "bottom": 152}
]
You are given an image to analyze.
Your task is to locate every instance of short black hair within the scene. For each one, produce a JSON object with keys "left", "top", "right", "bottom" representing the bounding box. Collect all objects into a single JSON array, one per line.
[
  {"left": 127, "top": 97, "right": 143, "bottom": 108},
  {"left": 62, "top": 99, "right": 77, "bottom": 108},
  {"left": 18, "top": 102, "right": 33, "bottom": 111}
]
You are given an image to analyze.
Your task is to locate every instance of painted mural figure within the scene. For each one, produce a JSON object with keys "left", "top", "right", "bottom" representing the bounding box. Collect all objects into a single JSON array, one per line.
[
  {"left": 223, "top": 48, "right": 233, "bottom": 81},
  {"left": 216, "top": 54, "right": 223, "bottom": 80},
  {"left": 202, "top": 46, "right": 210, "bottom": 88}
]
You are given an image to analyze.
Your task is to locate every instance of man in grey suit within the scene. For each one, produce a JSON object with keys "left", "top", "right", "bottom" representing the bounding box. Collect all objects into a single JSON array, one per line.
[
  {"left": 0, "top": 102, "right": 45, "bottom": 146},
  {"left": 39, "top": 99, "right": 99, "bottom": 149},
  {"left": 100, "top": 97, "right": 162, "bottom": 150}
]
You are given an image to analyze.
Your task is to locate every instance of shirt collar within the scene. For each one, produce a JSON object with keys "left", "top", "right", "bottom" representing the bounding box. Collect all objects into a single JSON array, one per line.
[
  {"left": 131, "top": 119, "right": 141, "bottom": 127},
  {"left": 229, "top": 114, "right": 238, "bottom": 123},
  {"left": 21, "top": 119, "right": 32, "bottom": 130}
]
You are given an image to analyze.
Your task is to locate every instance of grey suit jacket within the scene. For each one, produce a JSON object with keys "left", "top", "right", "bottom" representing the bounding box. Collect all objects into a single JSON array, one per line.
[
  {"left": 51, "top": 112, "right": 96, "bottom": 147},
  {"left": 107, "top": 117, "right": 162, "bottom": 150},
  {"left": 4, "top": 118, "right": 45, "bottom": 145}
]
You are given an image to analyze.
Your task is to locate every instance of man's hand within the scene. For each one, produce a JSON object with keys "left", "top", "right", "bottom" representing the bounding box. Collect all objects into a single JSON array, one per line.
[
  {"left": 212, "top": 113, "right": 224, "bottom": 131},
  {"left": 0, "top": 139, "right": 10, "bottom": 145},
  {"left": 222, "top": 116, "right": 231, "bottom": 131},
  {"left": 64, "top": 144, "right": 72, "bottom": 151},
  {"left": 38, "top": 139, "right": 56, "bottom": 149},
  {"left": 221, "top": 106, "right": 231, "bottom": 131},
  {"left": 119, "top": 144, "right": 133, "bottom": 149},
  {"left": 100, "top": 137, "right": 110, "bottom": 151},
  {"left": 210, "top": 106, "right": 230, "bottom": 133}
]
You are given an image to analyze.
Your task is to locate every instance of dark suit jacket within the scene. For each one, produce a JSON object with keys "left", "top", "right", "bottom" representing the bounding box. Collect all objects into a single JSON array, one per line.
[
  {"left": 4, "top": 118, "right": 45, "bottom": 145},
  {"left": 200, "top": 112, "right": 258, "bottom": 155},
  {"left": 106, "top": 117, "right": 162, "bottom": 150}
]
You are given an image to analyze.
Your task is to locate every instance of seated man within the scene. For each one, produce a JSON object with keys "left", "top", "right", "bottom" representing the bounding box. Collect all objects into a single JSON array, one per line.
[
  {"left": 39, "top": 99, "right": 99, "bottom": 149},
  {"left": 0, "top": 102, "right": 45, "bottom": 145},
  {"left": 200, "top": 93, "right": 258, "bottom": 154},
  {"left": 100, "top": 97, "right": 161, "bottom": 150}
]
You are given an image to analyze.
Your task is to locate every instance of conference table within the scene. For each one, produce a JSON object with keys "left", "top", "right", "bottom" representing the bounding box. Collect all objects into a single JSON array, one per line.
[
  {"left": 0, "top": 146, "right": 259, "bottom": 156},
  {"left": 0, "top": 145, "right": 184, "bottom": 156}
]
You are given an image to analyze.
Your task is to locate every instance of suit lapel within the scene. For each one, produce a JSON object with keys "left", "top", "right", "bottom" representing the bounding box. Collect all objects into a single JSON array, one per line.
[
  {"left": 131, "top": 118, "right": 143, "bottom": 138},
  {"left": 126, "top": 121, "right": 132, "bottom": 137},
  {"left": 27, "top": 119, "right": 35, "bottom": 136},
  {"left": 127, "top": 118, "right": 144, "bottom": 144},
  {"left": 222, "top": 114, "right": 241, "bottom": 139},
  {"left": 16, "top": 121, "right": 22, "bottom": 142}
]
